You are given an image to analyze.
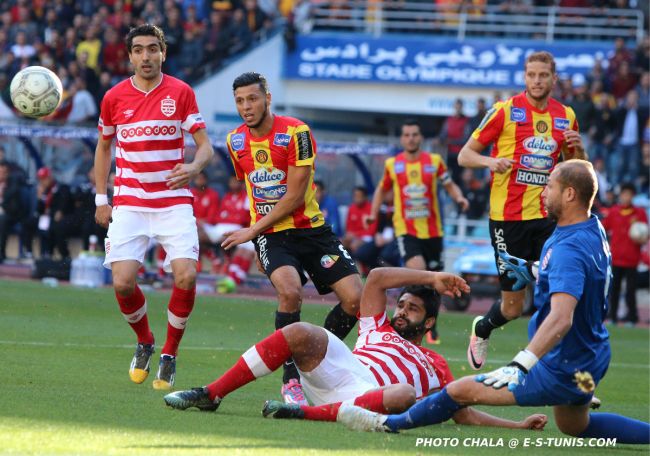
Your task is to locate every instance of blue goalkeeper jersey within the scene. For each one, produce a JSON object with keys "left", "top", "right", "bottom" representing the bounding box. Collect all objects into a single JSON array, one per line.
[{"left": 528, "top": 215, "right": 611, "bottom": 377}]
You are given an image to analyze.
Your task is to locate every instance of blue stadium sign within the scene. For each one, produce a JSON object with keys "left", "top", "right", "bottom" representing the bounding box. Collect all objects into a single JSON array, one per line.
[{"left": 285, "top": 35, "right": 612, "bottom": 88}]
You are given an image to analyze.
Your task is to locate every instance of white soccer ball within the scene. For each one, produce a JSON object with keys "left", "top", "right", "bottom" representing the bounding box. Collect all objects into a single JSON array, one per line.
[
  {"left": 10, "top": 66, "right": 63, "bottom": 118},
  {"left": 629, "top": 221, "right": 649, "bottom": 244}
]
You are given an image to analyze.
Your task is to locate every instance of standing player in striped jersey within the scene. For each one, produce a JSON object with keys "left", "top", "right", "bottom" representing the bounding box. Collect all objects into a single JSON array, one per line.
[
  {"left": 367, "top": 120, "right": 469, "bottom": 343},
  {"left": 94, "top": 25, "right": 214, "bottom": 390},
  {"left": 220, "top": 72, "right": 363, "bottom": 405},
  {"left": 460, "top": 51, "right": 585, "bottom": 370},
  {"left": 164, "top": 267, "right": 547, "bottom": 433}
]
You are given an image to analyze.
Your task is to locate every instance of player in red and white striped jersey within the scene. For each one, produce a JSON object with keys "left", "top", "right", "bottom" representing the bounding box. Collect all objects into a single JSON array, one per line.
[
  {"left": 164, "top": 267, "right": 546, "bottom": 431},
  {"left": 94, "top": 25, "right": 214, "bottom": 391}
]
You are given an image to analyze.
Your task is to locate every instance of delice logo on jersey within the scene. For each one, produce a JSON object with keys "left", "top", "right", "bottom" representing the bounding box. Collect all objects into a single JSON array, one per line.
[
  {"left": 252, "top": 184, "right": 287, "bottom": 201},
  {"left": 523, "top": 136, "right": 557, "bottom": 155},
  {"left": 320, "top": 254, "right": 339, "bottom": 269},
  {"left": 273, "top": 133, "right": 291, "bottom": 147},
  {"left": 554, "top": 118, "right": 570, "bottom": 130},
  {"left": 520, "top": 154, "right": 554, "bottom": 171},
  {"left": 160, "top": 96, "right": 176, "bottom": 117},
  {"left": 248, "top": 167, "right": 286, "bottom": 187},
  {"left": 510, "top": 107, "right": 527, "bottom": 122},
  {"left": 230, "top": 133, "right": 245, "bottom": 151}
]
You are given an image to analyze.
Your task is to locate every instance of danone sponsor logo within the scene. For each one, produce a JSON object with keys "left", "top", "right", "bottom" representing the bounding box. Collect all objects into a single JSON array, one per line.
[
  {"left": 405, "top": 197, "right": 429, "bottom": 207},
  {"left": 515, "top": 169, "right": 548, "bottom": 186},
  {"left": 520, "top": 154, "right": 554, "bottom": 171},
  {"left": 403, "top": 183, "right": 427, "bottom": 198},
  {"left": 252, "top": 184, "right": 287, "bottom": 201},
  {"left": 248, "top": 168, "right": 286, "bottom": 187},
  {"left": 231, "top": 133, "right": 245, "bottom": 151},
  {"left": 273, "top": 133, "right": 291, "bottom": 146},
  {"left": 523, "top": 136, "right": 557, "bottom": 155}
]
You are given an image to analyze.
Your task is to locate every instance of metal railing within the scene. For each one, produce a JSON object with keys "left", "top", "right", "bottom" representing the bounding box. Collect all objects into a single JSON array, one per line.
[{"left": 310, "top": 1, "right": 645, "bottom": 43}]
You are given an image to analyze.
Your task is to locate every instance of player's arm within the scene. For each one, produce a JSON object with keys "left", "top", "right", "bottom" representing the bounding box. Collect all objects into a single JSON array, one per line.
[
  {"left": 525, "top": 292, "right": 576, "bottom": 358},
  {"left": 360, "top": 267, "right": 469, "bottom": 317},
  {"left": 367, "top": 184, "right": 386, "bottom": 226},
  {"left": 94, "top": 135, "right": 113, "bottom": 228},
  {"left": 167, "top": 128, "right": 215, "bottom": 190},
  {"left": 458, "top": 137, "right": 514, "bottom": 173},
  {"left": 443, "top": 180, "right": 469, "bottom": 212},
  {"left": 561, "top": 111, "right": 586, "bottom": 161},
  {"left": 452, "top": 407, "right": 547, "bottom": 430}
]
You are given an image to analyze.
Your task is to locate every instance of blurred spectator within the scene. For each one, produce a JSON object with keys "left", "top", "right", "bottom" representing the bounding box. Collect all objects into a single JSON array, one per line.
[
  {"left": 438, "top": 98, "right": 470, "bottom": 184},
  {"left": 608, "top": 37, "right": 634, "bottom": 79},
  {"left": 0, "top": 160, "right": 33, "bottom": 263},
  {"left": 10, "top": 31, "right": 36, "bottom": 60},
  {"left": 35, "top": 167, "right": 75, "bottom": 260},
  {"left": 635, "top": 72, "right": 649, "bottom": 111},
  {"left": 243, "top": 0, "right": 272, "bottom": 35},
  {"left": 459, "top": 168, "right": 489, "bottom": 234},
  {"left": 191, "top": 171, "right": 221, "bottom": 227},
  {"left": 204, "top": 9, "right": 232, "bottom": 64},
  {"left": 230, "top": 7, "right": 254, "bottom": 54},
  {"left": 589, "top": 94, "right": 617, "bottom": 162},
  {"left": 592, "top": 157, "right": 611, "bottom": 208},
  {"left": 76, "top": 26, "right": 102, "bottom": 72},
  {"left": 353, "top": 196, "right": 399, "bottom": 272},
  {"left": 602, "top": 183, "right": 648, "bottom": 326},
  {"left": 67, "top": 77, "right": 98, "bottom": 124},
  {"left": 101, "top": 27, "right": 129, "bottom": 77},
  {"left": 610, "top": 61, "right": 637, "bottom": 100},
  {"left": 73, "top": 166, "right": 108, "bottom": 251},
  {"left": 468, "top": 97, "right": 487, "bottom": 132},
  {"left": 314, "top": 180, "right": 342, "bottom": 237},
  {"left": 634, "top": 36, "right": 649, "bottom": 75},
  {"left": 178, "top": 29, "right": 204, "bottom": 80},
  {"left": 569, "top": 74, "right": 596, "bottom": 130},
  {"left": 612, "top": 90, "right": 649, "bottom": 186},
  {"left": 342, "top": 186, "right": 376, "bottom": 255}
]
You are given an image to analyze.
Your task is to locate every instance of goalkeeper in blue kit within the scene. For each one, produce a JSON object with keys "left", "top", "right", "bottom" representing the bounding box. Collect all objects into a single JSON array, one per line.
[{"left": 337, "top": 160, "right": 650, "bottom": 444}]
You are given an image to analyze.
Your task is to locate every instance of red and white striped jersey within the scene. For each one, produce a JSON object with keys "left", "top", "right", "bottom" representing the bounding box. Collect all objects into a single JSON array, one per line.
[
  {"left": 353, "top": 312, "right": 454, "bottom": 399},
  {"left": 98, "top": 74, "right": 206, "bottom": 211}
]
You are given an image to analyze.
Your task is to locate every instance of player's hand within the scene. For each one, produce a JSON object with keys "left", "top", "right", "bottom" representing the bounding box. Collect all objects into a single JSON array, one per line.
[
  {"left": 456, "top": 197, "right": 470, "bottom": 212},
  {"left": 166, "top": 163, "right": 200, "bottom": 190},
  {"left": 95, "top": 204, "right": 113, "bottom": 228},
  {"left": 488, "top": 158, "right": 515, "bottom": 174},
  {"left": 476, "top": 364, "right": 526, "bottom": 391},
  {"left": 562, "top": 129, "right": 584, "bottom": 155},
  {"left": 430, "top": 272, "right": 470, "bottom": 298},
  {"left": 221, "top": 227, "right": 256, "bottom": 250},
  {"left": 364, "top": 214, "right": 376, "bottom": 228},
  {"left": 520, "top": 414, "right": 548, "bottom": 431},
  {"left": 497, "top": 250, "right": 535, "bottom": 291}
]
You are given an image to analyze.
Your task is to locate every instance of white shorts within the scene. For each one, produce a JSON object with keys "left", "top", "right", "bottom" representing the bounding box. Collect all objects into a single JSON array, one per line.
[
  {"left": 104, "top": 205, "right": 199, "bottom": 273},
  {"left": 202, "top": 222, "right": 254, "bottom": 251},
  {"left": 297, "top": 330, "right": 379, "bottom": 406}
]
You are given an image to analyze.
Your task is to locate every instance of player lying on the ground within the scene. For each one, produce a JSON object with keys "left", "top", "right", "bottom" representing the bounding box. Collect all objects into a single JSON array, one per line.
[
  {"left": 164, "top": 267, "right": 547, "bottom": 431},
  {"left": 337, "top": 161, "right": 650, "bottom": 445}
]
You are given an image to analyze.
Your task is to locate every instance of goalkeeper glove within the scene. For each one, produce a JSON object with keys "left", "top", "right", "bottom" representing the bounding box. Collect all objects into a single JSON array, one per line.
[
  {"left": 498, "top": 250, "right": 539, "bottom": 291},
  {"left": 476, "top": 349, "right": 538, "bottom": 391}
]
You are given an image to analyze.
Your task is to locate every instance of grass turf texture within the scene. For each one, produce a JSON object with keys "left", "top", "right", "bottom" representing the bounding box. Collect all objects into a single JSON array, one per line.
[{"left": 1, "top": 278, "right": 648, "bottom": 455}]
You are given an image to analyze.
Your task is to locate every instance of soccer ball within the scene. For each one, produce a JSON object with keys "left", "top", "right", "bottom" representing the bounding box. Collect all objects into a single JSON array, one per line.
[
  {"left": 10, "top": 66, "right": 63, "bottom": 118},
  {"left": 629, "top": 221, "right": 649, "bottom": 244}
]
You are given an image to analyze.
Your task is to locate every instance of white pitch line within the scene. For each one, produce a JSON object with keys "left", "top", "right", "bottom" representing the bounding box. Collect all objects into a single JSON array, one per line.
[{"left": 0, "top": 339, "right": 647, "bottom": 370}]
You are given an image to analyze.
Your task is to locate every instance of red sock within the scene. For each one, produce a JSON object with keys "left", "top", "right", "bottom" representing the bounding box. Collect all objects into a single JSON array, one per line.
[
  {"left": 116, "top": 285, "right": 154, "bottom": 344},
  {"left": 161, "top": 285, "right": 196, "bottom": 357},
  {"left": 206, "top": 329, "right": 291, "bottom": 400},
  {"left": 300, "top": 390, "right": 387, "bottom": 422},
  {"left": 227, "top": 254, "right": 251, "bottom": 284}
]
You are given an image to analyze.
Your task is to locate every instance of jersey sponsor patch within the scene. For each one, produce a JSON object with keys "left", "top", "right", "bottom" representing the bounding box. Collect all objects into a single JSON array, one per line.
[
  {"left": 296, "top": 131, "right": 314, "bottom": 161},
  {"left": 515, "top": 168, "right": 549, "bottom": 186},
  {"left": 273, "top": 133, "right": 291, "bottom": 147},
  {"left": 320, "top": 254, "right": 339, "bottom": 269},
  {"left": 248, "top": 168, "right": 286, "bottom": 187},
  {"left": 252, "top": 184, "right": 287, "bottom": 201},
  {"left": 510, "top": 107, "right": 527, "bottom": 122},
  {"left": 231, "top": 133, "right": 245, "bottom": 151},
  {"left": 520, "top": 154, "right": 554, "bottom": 171},
  {"left": 255, "top": 202, "right": 275, "bottom": 215},
  {"left": 423, "top": 164, "right": 436, "bottom": 174},
  {"left": 554, "top": 118, "right": 570, "bottom": 130},
  {"left": 523, "top": 136, "right": 558, "bottom": 155},
  {"left": 394, "top": 162, "right": 405, "bottom": 173}
]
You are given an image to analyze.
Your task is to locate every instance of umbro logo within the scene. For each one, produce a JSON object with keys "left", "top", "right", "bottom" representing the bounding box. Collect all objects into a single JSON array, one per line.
[{"left": 123, "top": 109, "right": 134, "bottom": 119}]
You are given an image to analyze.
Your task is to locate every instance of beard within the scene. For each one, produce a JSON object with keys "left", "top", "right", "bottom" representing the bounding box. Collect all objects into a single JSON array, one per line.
[
  {"left": 527, "top": 86, "right": 552, "bottom": 102},
  {"left": 390, "top": 315, "right": 427, "bottom": 340},
  {"left": 247, "top": 102, "right": 268, "bottom": 129},
  {"left": 545, "top": 200, "right": 561, "bottom": 221}
]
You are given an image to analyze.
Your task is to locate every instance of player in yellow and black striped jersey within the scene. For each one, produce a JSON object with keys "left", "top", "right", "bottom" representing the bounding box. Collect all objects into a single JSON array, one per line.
[{"left": 221, "top": 72, "right": 363, "bottom": 405}]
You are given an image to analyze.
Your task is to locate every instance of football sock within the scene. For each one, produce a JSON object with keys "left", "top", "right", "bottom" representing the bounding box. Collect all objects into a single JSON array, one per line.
[
  {"left": 579, "top": 413, "right": 650, "bottom": 444},
  {"left": 161, "top": 285, "right": 196, "bottom": 357},
  {"left": 384, "top": 388, "right": 463, "bottom": 432},
  {"left": 115, "top": 284, "right": 154, "bottom": 344},
  {"left": 206, "top": 329, "right": 291, "bottom": 401},
  {"left": 228, "top": 254, "right": 251, "bottom": 284},
  {"left": 323, "top": 303, "right": 358, "bottom": 340},
  {"left": 474, "top": 300, "right": 509, "bottom": 339},
  {"left": 302, "top": 390, "right": 387, "bottom": 422},
  {"left": 275, "top": 311, "right": 301, "bottom": 383}
]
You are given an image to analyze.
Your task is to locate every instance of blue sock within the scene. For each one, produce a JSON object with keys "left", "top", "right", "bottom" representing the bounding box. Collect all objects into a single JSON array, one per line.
[
  {"left": 579, "top": 413, "right": 650, "bottom": 444},
  {"left": 384, "top": 388, "right": 463, "bottom": 432}
]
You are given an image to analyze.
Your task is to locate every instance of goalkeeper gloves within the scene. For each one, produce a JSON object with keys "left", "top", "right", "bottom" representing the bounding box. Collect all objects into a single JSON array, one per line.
[
  {"left": 498, "top": 251, "right": 539, "bottom": 291},
  {"left": 476, "top": 349, "right": 538, "bottom": 391}
]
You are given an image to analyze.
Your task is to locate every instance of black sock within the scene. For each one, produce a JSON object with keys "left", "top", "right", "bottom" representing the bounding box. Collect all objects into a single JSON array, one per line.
[
  {"left": 474, "top": 300, "right": 509, "bottom": 339},
  {"left": 323, "top": 303, "right": 358, "bottom": 340},
  {"left": 276, "top": 311, "right": 301, "bottom": 383}
]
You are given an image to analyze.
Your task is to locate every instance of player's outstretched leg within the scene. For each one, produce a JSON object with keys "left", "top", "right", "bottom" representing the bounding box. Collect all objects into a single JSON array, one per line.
[
  {"left": 467, "top": 298, "right": 512, "bottom": 370},
  {"left": 467, "top": 315, "right": 489, "bottom": 370}
]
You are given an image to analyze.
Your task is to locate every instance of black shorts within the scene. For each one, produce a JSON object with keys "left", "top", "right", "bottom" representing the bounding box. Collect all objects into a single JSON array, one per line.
[
  {"left": 489, "top": 218, "right": 555, "bottom": 291},
  {"left": 396, "top": 235, "right": 444, "bottom": 271},
  {"left": 253, "top": 224, "right": 359, "bottom": 295}
]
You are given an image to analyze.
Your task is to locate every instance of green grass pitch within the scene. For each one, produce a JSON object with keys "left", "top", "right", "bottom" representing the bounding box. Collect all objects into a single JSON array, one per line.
[{"left": 1, "top": 279, "right": 648, "bottom": 455}]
